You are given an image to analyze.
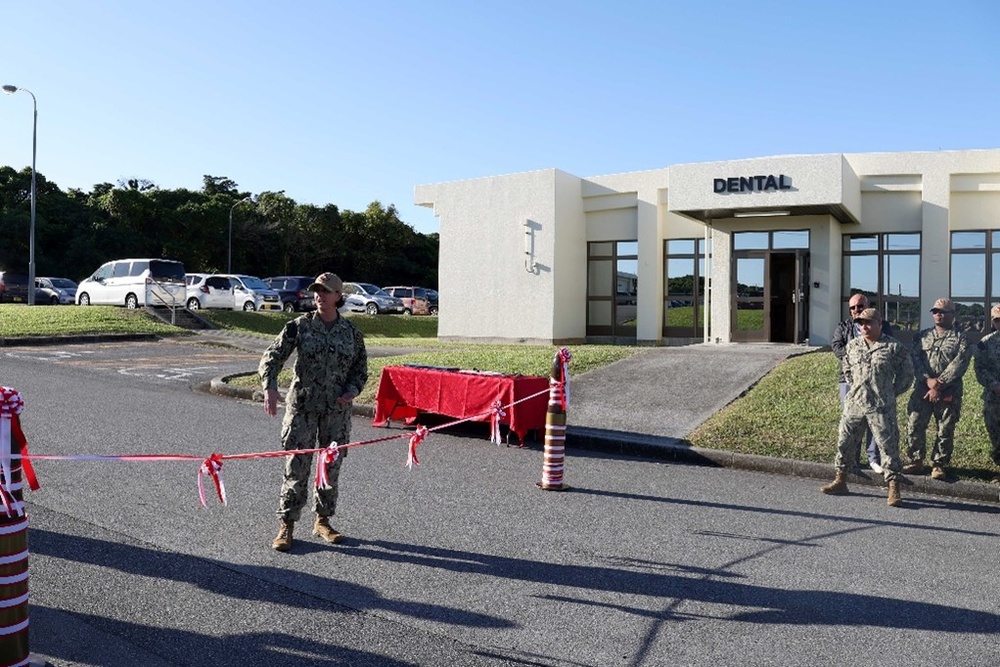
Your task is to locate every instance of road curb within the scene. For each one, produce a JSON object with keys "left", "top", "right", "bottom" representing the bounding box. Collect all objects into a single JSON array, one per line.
[{"left": 0, "top": 333, "right": 163, "bottom": 347}]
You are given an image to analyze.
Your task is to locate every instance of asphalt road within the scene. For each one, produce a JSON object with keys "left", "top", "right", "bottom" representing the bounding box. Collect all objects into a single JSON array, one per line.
[{"left": 4, "top": 339, "right": 1000, "bottom": 667}]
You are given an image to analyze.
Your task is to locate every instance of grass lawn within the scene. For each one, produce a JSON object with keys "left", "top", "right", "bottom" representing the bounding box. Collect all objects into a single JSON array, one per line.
[{"left": 689, "top": 350, "right": 1000, "bottom": 483}]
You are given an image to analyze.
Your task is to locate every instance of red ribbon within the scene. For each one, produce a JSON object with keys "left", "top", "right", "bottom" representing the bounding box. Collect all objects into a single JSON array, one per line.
[
  {"left": 198, "top": 453, "right": 227, "bottom": 507},
  {"left": 9, "top": 416, "right": 39, "bottom": 491},
  {"left": 490, "top": 400, "right": 507, "bottom": 445},
  {"left": 406, "top": 426, "right": 428, "bottom": 468},
  {"left": 315, "top": 442, "right": 340, "bottom": 489}
]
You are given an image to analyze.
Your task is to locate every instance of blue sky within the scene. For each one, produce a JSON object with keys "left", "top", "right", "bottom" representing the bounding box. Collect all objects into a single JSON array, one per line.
[{"left": 2, "top": 1, "right": 998, "bottom": 235}]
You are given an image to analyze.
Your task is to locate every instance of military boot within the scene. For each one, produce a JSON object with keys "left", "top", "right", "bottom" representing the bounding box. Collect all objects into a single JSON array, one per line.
[
  {"left": 272, "top": 518, "right": 294, "bottom": 552},
  {"left": 312, "top": 515, "right": 343, "bottom": 544},
  {"left": 887, "top": 479, "right": 902, "bottom": 507},
  {"left": 901, "top": 459, "right": 926, "bottom": 475},
  {"left": 820, "top": 471, "right": 849, "bottom": 495}
]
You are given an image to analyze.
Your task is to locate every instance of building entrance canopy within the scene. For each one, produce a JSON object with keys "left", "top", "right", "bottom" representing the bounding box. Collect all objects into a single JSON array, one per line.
[{"left": 668, "top": 153, "right": 861, "bottom": 224}]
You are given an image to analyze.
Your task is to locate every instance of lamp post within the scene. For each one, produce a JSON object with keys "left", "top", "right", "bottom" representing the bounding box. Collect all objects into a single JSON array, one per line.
[
  {"left": 2, "top": 85, "right": 37, "bottom": 305},
  {"left": 228, "top": 195, "right": 253, "bottom": 274}
]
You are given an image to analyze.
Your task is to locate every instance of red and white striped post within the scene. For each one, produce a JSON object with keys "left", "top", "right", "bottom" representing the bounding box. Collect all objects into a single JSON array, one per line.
[
  {"left": 0, "top": 387, "right": 33, "bottom": 667},
  {"left": 537, "top": 348, "right": 570, "bottom": 491}
]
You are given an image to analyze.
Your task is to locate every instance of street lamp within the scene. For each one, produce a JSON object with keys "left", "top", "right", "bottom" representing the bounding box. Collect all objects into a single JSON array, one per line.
[
  {"left": 2, "top": 85, "right": 37, "bottom": 305},
  {"left": 228, "top": 195, "right": 254, "bottom": 274}
]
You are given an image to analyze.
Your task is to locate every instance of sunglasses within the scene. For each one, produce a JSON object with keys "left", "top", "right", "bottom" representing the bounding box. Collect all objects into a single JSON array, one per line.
[
  {"left": 930, "top": 309, "right": 951, "bottom": 315},
  {"left": 849, "top": 304, "right": 867, "bottom": 311}
]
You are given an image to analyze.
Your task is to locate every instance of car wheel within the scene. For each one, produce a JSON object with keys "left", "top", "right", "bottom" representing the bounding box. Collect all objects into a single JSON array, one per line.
[
  {"left": 402, "top": 308, "right": 412, "bottom": 316},
  {"left": 365, "top": 302, "right": 379, "bottom": 316},
  {"left": 125, "top": 293, "right": 138, "bottom": 309},
  {"left": 187, "top": 297, "right": 200, "bottom": 310},
  {"left": 78, "top": 293, "right": 90, "bottom": 306},
  {"left": 50, "top": 295, "right": 59, "bottom": 305},
  {"left": 430, "top": 306, "right": 439, "bottom": 316},
  {"left": 283, "top": 301, "right": 295, "bottom": 313},
  {"left": 242, "top": 301, "right": 256, "bottom": 312}
]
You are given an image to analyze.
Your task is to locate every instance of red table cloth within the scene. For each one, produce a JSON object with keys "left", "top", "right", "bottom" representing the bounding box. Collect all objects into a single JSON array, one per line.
[{"left": 372, "top": 365, "right": 550, "bottom": 442}]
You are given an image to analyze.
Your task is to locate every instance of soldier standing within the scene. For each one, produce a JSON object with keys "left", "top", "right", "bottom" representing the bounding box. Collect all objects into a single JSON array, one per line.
[
  {"left": 821, "top": 308, "right": 914, "bottom": 506},
  {"left": 902, "top": 298, "right": 971, "bottom": 481},
  {"left": 259, "top": 272, "right": 368, "bottom": 552},
  {"left": 974, "top": 304, "right": 1000, "bottom": 470},
  {"left": 831, "top": 292, "right": 888, "bottom": 472}
]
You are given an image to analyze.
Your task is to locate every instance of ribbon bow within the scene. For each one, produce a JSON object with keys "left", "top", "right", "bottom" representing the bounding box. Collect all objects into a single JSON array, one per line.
[
  {"left": 316, "top": 441, "right": 341, "bottom": 489},
  {"left": 490, "top": 400, "right": 507, "bottom": 445},
  {"left": 198, "top": 453, "right": 227, "bottom": 507},
  {"left": 406, "top": 426, "right": 428, "bottom": 469}
]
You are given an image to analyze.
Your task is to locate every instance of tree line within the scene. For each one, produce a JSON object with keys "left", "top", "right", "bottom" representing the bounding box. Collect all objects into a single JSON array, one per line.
[{"left": 0, "top": 168, "right": 439, "bottom": 287}]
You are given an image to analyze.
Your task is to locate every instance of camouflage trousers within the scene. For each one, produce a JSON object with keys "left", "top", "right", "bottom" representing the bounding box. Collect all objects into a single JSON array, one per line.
[
  {"left": 906, "top": 392, "right": 962, "bottom": 466},
  {"left": 834, "top": 408, "right": 902, "bottom": 480},
  {"left": 983, "top": 398, "right": 1000, "bottom": 466},
  {"left": 276, "top": 403, "right": 351, "bottom": 522}
]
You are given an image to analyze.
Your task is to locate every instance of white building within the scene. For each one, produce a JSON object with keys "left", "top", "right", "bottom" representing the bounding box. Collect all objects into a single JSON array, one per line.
[{"left": 415, "top": 149, "right": 1000, "bottom": 347}]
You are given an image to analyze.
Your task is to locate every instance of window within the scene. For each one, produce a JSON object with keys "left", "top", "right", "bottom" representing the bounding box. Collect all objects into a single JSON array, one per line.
[
  {"left": 587, "top": 240, "right": 638, "bottom": 338},
  {"left": 663, "top": 238, "right": 711, "bottom": 337},
  {"left": 950, "top": 230, "right": 995, "bottom": 335},
  {"left": 842, "top": 233, "right": 921, "bottom": 335}
]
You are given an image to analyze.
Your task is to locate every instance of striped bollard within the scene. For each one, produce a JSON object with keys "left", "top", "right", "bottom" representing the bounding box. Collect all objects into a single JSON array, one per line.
[
  {"left": 0, "top": 388, "right": 31, "bottom": 667},
  {"left": 537, "top": 348, "right": 570, "bottom": 491}
]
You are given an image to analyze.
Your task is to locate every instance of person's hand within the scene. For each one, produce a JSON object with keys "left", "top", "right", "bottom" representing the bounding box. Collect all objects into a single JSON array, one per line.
[
  {"left": 925, "top": 386, "right": 941, "bottom": 403},
  {"left": 337, "top": 391, "right": 357, "bottom": 405},
  {"left": 264, "top": 388, "right": 279, "bottom": 416},
  {"left": 927, "top": 377, "right": 941, "bottom": 391}
]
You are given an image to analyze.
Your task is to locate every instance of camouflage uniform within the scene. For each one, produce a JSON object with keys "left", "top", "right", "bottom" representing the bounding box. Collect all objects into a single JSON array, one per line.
[
  {"left": 974, "top": 330, "right": 1000, "bottom": 466},
  {"left": 259, "top": 311, "right": 368, "bottom": 522},
  {"left": 835, "top": 333, "right": 914, "bottom": 480},
  {"left": 905, "top": 327, "right": 971, "bottom": 467}
]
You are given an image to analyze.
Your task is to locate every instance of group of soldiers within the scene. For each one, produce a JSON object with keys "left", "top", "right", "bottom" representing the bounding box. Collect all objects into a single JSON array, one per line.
[{"left": 825, "top": 296, "right": 1000, "bottom": 507}]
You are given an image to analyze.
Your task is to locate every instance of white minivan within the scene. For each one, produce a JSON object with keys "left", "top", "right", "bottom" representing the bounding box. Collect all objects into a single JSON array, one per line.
[{"left": 77, "top": 258, "right": 187, "bottom": 309}]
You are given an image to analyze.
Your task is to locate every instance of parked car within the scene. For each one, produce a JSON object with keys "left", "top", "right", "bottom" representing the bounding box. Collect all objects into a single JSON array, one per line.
[
  {"left": 342, "top": 282, "right": 406, "bottom": 315},
  {"left": 262, "top": 275, "right": 317, "bottom": 313},
  {"left": 220, "top": 274, "right": 283, "bottom": 311},
  {"left": 35, "top": 277, "right": 78, "bottom": 305},
  {"left": 383, "top": 286, "right": 436, "bottom": 315},
  {"left": 185, "top": 273, "right": 282, "bottom": 311},
  {"left": 0, "top": 271, "right": 30, "bottom": 304},
  {"left": 77, "top": 258, "right": 187, "bottom": 308}
]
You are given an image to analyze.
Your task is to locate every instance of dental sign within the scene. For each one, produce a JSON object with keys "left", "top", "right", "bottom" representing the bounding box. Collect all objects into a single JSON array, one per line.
[{"left": 713, "top": 174, "right": 792, "bottom": 193}]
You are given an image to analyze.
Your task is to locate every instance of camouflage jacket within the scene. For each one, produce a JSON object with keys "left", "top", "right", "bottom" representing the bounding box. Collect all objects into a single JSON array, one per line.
[
  {"left": 258, "top": 312, "right": 368, "bottom": 414},
  {"left": 842, "top": 333, "right": 914, "bottom": 413},
  {"left": 910, "top": 327, "right": 971, "bottom": 394},
  {"left": 974, "top": 330, "right": 1000, "bottom": 402}
]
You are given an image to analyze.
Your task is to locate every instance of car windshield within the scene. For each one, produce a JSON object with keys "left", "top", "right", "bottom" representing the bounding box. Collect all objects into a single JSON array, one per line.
[
  {"left": 149, "top": 260, "right": 186, "bottom": 282},
  {"left": 357, "top": 283, "right": 390, "bottom": 297},
  {"left": 48, "top": 278, "right": 77, "bottom": 288},
  {"left": 237, "top": 276, "right": 269, "bottom": 290}
]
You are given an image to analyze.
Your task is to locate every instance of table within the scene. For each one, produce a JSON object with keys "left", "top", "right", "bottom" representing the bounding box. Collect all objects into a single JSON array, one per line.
[{"left": 372, "top": 365, "right": 550, "bottom": 443}]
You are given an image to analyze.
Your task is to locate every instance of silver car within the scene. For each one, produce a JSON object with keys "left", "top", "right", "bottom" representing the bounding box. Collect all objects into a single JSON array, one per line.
[
  {"left": 36, "top": 277, "right": 77, "bottom": 305},
  {"left": 342, "top": 282, "right": 406, "bottom": 315}
]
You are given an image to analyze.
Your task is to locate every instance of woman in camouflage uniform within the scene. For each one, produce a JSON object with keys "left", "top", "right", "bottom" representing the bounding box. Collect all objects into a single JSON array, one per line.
[{"left": 259, "top": 272, "right": 368, "bottom": 552}]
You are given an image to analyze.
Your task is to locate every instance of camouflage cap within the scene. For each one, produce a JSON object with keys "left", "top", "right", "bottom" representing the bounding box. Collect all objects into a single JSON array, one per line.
[
  {"left": 991, "top": 304, "right": 1000, "bottom": 320},
  {"left": 853, "top": 307, "right": 882, "bottom": 324},
  {"left": 308, "top": 272, "right": 343, "bottom": 293},
  {"left": 931, "top": 297, "right": 954, "bottom": 313}
]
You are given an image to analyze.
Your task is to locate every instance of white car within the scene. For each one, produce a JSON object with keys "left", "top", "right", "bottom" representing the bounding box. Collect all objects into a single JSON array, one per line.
[
  {"left": 77, "top": 258, "right": 187, "bottom": 308},
  {"left": 186, "top": 273, "right": 283, "bottom": 311}
]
